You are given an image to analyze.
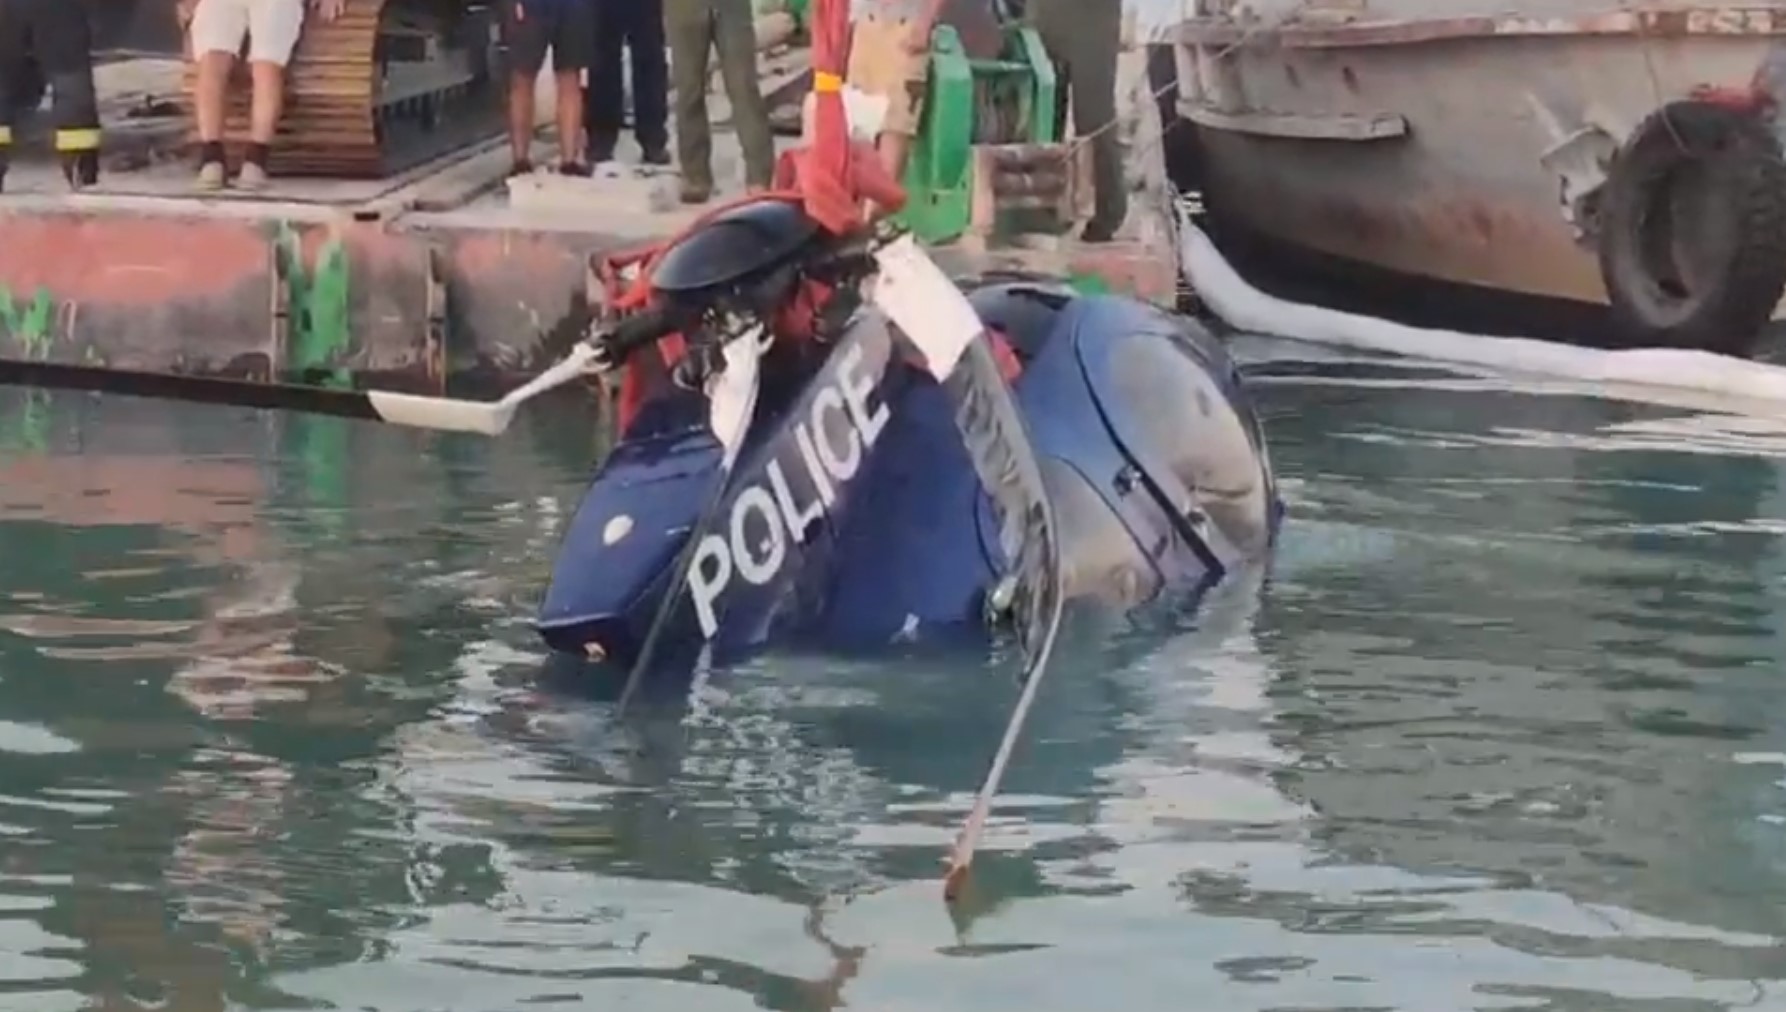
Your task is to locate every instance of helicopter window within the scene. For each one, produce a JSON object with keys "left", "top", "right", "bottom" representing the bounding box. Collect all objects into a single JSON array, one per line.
[
  {"left": 1039, "top": 456, "right": 1162, "bottom": 609},
  {"left": 1105, "top": 334, "right": 1273, "bottom": 558},
  {"left": 965, "top": 284, "right": 1074, "bottom": 361}
]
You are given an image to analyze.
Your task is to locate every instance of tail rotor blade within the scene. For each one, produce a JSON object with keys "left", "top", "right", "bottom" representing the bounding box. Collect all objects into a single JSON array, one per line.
[{"left": 867, "top": 235, "right": 1065, "bottom": 902}]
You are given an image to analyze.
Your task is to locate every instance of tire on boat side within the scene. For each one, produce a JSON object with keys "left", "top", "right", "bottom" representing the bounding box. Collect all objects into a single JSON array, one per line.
[
  {"left": 1146, "top": 42, "right": 1203, "bottom": 195},
  {"left": 1596, "top": 98, "right": 1786, "bottom": 357}
]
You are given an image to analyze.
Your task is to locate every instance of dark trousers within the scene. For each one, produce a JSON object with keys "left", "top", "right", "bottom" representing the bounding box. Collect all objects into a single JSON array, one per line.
[
  {"left": 587, "top": 0, "right": 669, "bottom": 153},
  {"left": 666, "top": 0, "right": 774, "bottom": 191},
  {"left": 1030, "top": 0, "right": 1126, "bottom": 234},
  {"left": 0, "top": 0, "right": 100, "bottom": 181}
]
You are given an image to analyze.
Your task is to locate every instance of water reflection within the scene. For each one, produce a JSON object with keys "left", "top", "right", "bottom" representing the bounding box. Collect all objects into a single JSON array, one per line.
[
  {"left": 0, "top": 387, "right": 601, "bottom": 1009},
  {"left": 1240, "top": 347, "right": 1786, "bottom": 1001},
  {"left": 3, "top": 360, "right": 1786, "bottom": 1010}
]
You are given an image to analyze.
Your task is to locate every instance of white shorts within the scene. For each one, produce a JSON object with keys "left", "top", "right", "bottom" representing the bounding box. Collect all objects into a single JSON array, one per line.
[{"left": 190, "top": 0, "right": 307, "bottom": 67}]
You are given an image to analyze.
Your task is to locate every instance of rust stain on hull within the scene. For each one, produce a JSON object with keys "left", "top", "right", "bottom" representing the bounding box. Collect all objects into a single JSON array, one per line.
[
  {"left": 1205, "top": 157, "right": 1612, "bottom": 305},
  {"left": 1177, "top": 4, "right": 1786, "bottom": 50},
  {"left": 0, "top": 215, "right": 269, "bottom": 305},
  {"left": 0, "top": 203, "right": 621, "bottom": 393}
]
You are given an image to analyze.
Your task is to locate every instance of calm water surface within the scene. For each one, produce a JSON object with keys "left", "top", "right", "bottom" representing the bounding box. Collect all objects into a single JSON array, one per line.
[{"left": 4, "top": 336, "right": 1786, "bottom": 1011}]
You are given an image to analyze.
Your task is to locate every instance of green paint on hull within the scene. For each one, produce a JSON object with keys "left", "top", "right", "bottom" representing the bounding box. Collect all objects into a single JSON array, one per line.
[
  {"left": 1066, "top": 272, "right": 1112, "bottom": 296},
  {"left": 0, "top": 389, "right": 51, "bottom": 453},
  {"left": 0, "top": 286, "right": 56, "bottom": 361},
  {"left": 264, "top": 225, "right": 356, "bottom": 523},
  {"left": 276, "top": 223, "right": 353, "bottom": 389}
]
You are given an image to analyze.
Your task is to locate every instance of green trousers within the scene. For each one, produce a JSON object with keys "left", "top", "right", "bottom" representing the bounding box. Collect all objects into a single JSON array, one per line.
[
  {"left": 666, "top": 0, "right": 775, "bottom": 193},
  {"left": 1028, "top": 0, "right": 1127, "bottom": 235}
]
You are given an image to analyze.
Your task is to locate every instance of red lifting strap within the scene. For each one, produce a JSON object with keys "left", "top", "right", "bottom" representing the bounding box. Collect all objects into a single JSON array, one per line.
[{"left": 603, "top": 0, "right": 1020, "bottom": 435}]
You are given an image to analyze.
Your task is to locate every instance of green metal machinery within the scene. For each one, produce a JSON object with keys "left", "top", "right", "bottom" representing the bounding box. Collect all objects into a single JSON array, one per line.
[
  {"left": 898, "top": 19, "right": 1087, "bottom": 246},
  {"left": 778, "top": 0, "right": 810, "bottom": 29}
]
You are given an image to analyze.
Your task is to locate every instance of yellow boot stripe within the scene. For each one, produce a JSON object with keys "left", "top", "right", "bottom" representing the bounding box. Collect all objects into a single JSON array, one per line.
[
  {"left": 55, "top": 129, "right": 101, "bottom": 152},
  {"left": 0, "top": 126, "right": 12, "bottom": 146}
]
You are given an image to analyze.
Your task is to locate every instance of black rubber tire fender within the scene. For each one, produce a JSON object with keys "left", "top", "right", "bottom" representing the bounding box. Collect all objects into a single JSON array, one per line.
[
  {"left": 1147, "top": 42, "right": 1205, "bottom": 196},
  {"left": 1597, "top": 99, "right": 1786, "bottom": 357}
]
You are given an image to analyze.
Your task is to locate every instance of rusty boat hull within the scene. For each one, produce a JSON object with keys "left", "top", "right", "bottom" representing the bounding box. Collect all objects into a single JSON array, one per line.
[{"left": 1166, "top": 2, "right": 1786, "bottom": 351}]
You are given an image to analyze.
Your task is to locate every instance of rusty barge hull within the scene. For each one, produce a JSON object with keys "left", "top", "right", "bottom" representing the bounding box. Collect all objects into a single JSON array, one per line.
[
  {"left": 1172, "top": 2, "right": 1786, "bottom": 336},
  {"left": 0, "top": 181, "right": 1175, "bottom": 407},
  {"left": 0, "top": 38, "right": 1179, "bottom": 407},
  {"left": 0, "top": 193, "right": 604, "bottom": 398}
]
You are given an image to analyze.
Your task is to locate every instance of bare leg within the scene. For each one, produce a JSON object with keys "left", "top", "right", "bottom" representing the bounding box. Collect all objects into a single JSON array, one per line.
[
  {"left": 247, "top": 61, "right": 284, "bottom": 143},
  {"left": 195, "top": 51, "right": 235, "bottom": 142},
  {"left": 554, "top": 70, "right": 585, "bottom": 167},
  {"left": 508, "top": 72, "right": 536, "bottom": 165}
]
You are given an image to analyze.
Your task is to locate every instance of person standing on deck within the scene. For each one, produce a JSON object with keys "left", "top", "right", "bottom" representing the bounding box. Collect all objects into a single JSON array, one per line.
[
  {"left": 585, "top": 0, "right": 670, "bottom": 167},
  {"left": 665, "top": 0, "right": 774, "bottom": 205},
  {"left": 0, "top": 0, "right": 102, "bottom": 193},
  {"left": 1026, "top": 0, "right": 1126, "bottom": 242},
  {"left": 846, "top": 0, "right": 946, "bottom": 185},
  {"left": 498, "top": 0, "right": 595, "bottom": 176},
  {"left": 180, "top": 0, "right": 344, "bottom": 191}
]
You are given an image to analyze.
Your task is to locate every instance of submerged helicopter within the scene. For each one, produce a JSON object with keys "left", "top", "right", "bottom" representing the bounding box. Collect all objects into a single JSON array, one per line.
[
  {"left": 533, "top": 204, "right": 1283, "bottom": 682},
  {"left": 317, "top": 178, "right": 1285, "bottom": 894}
]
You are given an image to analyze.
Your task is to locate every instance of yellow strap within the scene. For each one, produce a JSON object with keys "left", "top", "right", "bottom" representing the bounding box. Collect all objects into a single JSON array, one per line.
[
  {"left": 55, "top": 128, "right": 101, "bottom": 152},
  {"left": 814, "top": 71, "right": 844, "bottom": 94},
  {"left": 0, "top": 126, "right": 11, "bottom": 146}
]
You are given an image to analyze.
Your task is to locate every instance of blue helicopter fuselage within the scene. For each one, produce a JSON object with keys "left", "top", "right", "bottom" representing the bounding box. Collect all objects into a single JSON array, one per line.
[{"left": 536, "top": 282, "right": 1283, "bottom": 675}]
